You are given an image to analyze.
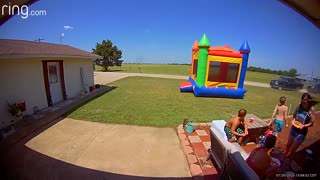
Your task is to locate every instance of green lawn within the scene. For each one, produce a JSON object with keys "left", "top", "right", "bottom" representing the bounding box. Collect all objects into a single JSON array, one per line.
[
  {"left": 96, "top": 64, "right": 191, "bottom": 76},
  {"left": 68, "top": 76, "right": 308, "bottom": 127},
  {"left": 95, "top": 64, "right": 280, "bottom": 84},
  {"left": 245, "top": 71, "right": 280, "bottom": 84}
]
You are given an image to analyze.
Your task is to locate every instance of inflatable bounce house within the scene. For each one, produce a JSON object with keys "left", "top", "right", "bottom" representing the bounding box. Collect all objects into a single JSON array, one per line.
[{"left": 179, "top": 34, "right": 251, "bottom": 99}]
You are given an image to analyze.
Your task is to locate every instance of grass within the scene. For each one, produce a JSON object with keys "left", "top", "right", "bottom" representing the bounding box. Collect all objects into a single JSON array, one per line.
[
  {"left": 245, "top": 71, "right": 280, "bottom": 84},
  {"left": 68, "top": 76, "right": 313, "bottom": 127},
  {"left": 95, "top": 64, "right": 280, "bottom": 84},
  {"left": 96, "top": 64, "right": 191, "bottom": 76}
]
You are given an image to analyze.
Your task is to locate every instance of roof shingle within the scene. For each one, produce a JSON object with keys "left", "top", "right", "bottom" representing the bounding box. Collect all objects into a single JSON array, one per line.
[{"left": 0, "top": 39, "right": 102, "bottom": 59}]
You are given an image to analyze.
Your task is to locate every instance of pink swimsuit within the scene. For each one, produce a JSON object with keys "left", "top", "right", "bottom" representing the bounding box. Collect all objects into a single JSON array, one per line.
[{"left": 246, "top": 147, "right": 265, "bottom": 179}]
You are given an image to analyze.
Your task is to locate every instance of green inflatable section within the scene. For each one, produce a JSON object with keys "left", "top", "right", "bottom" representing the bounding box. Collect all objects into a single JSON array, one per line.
[{"left": 196, "top": 34, "right": 210, "bottom": 86}]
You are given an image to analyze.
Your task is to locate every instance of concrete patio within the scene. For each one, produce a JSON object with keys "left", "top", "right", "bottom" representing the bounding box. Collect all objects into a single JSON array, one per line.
[{"left": 0, "top": 85, "right": 191, "bottom": 180}]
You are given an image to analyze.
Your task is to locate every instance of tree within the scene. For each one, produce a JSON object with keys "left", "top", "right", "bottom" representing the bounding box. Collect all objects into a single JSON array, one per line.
[
  {"left": 247, "top": 66, "right": 299, "bottom": 77},
  {"left": 287, "top": 68, "right": 298, "bottom": 77},
  {"left": 92, "top": 40, "right": 123, "bottom": 71}
]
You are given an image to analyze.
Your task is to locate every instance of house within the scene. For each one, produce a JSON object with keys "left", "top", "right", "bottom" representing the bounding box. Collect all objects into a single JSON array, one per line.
[
  {"left": 295, "top": 74, "right": 320, "bottom": 85},
  {"left": 0, "top": 39, "right": 102, "bottom": 129}
]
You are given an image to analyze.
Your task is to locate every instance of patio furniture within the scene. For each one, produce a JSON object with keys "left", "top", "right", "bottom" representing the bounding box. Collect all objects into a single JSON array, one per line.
[
  {"left": 244, "top": 114, "right": 269, "bottom": 145},
  {"left": 231, "top": 114, "right": 269, "bottom": 145},
  {"left": 221, "top": 149, "right": 260, "bottom": 180},
  {"left": 208, "top": 120, "right": 259, "bottom": 179}
]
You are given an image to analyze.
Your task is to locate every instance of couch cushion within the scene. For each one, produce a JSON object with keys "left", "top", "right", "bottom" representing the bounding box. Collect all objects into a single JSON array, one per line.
[
  {"left": 211, "top": 120, "right": 227, "bottom": 141},
  {"left": 225, "top": 149, "right": 259, "bottom": 179},
  {"left": 209, "top": 127, "right": 230, "bottom": 172}
]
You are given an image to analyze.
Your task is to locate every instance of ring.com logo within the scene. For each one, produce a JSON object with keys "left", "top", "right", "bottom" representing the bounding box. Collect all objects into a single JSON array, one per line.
[{"left": 1, "top": 2, "right": 46, "bottom": 19}]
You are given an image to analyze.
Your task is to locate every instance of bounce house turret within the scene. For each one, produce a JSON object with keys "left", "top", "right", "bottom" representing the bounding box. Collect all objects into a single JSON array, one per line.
[
  {"left": 192, "top": 41, "right": 199, "bottom": 51},
  {"left": 179, "top": 34, "right": 251, "bottom": 99},
  {"left": 238, "top": 41, "right": 251, "bottom": 89},
  {"left": 196, "top": 34, "right": 210, "bottom": 86}
]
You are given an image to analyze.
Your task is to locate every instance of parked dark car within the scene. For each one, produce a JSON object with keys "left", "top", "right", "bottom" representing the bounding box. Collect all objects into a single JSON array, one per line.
[
  {"left": 307, "top": 83, "right": 320, "bottom": 94},
  {"left": 270, "top": 77, "right": 304, "bottom": 91}
]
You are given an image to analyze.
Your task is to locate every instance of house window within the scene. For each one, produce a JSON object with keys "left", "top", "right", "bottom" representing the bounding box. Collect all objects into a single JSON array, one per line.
[
  {"left": 192, "top": 59, "right": 198, "bottom": 77},
  {"left": 49, "top": 65, "right": 58, "bottom": 84},
  {"left": 207, "top": 61, "right": 239, "bottom": 83}
]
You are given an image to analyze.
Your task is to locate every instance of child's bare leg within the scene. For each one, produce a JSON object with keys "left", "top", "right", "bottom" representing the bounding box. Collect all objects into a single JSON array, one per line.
[
  {"left": 238, "top": 136, "right": 244, "bottom": 145},
  {"left": 228, "top": 137, "right": 236, "bottom": 143},
  {"left": 284, "top": 135, "right": 294, "bottom": 158}
]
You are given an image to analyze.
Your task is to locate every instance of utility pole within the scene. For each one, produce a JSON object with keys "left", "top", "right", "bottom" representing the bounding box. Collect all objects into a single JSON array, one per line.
[
  {"left": 311, "top": 70, "right": 314, "bottom": 85},
  {"left": 34, "top": 38, "right": 44, "bottom": 42},
  {"left": 60, "top": 33, "right": 64, "bottom": 44}
]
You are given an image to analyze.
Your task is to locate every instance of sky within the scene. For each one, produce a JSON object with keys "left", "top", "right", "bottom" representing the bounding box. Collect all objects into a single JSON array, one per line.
[{"left": 0, "top": 0, "right": 319, "bottom": 76}]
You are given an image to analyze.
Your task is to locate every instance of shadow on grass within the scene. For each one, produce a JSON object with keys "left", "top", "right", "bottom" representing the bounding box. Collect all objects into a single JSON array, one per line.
[
  {"left": 62, "top": 85, "right": 118, "bottom": 117},
  {"left": 0, "top": 85, "right": 193, "bottom": 180}
]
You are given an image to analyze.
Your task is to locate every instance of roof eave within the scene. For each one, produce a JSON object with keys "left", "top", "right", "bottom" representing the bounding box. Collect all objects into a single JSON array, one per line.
[
  {"left": 279, "top": 0, "right": 320, "bottom": 29},
  {"left": 0, "top": 54, "right": 102, "bottom": 60}
]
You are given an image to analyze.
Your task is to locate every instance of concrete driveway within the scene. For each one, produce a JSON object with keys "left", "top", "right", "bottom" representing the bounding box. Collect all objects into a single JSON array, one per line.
[
  {"left": 1, "top": 118, "right": 191, "bottom": 179},
  {"left": 94, "top": 71, "right": 271, "bottom": 88},
  {"left": 94, "top": 71, "right": 311, "bottom": 93}
]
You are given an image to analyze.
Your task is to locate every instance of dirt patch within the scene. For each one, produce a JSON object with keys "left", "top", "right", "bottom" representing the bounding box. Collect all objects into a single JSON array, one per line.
[{"left": 198, "top": 157, "right": 214, "bottom": 169}]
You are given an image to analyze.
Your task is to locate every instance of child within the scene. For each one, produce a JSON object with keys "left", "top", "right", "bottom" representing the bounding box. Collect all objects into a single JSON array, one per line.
[
  {"left": 271, "top": 96, "right": 288, "bottom": 137},
  {"left": 260, "top": 123, "right": 277, "bottom": 147},
  {"left": 224, "top": 109, "right": 249, "bottom": 145}
]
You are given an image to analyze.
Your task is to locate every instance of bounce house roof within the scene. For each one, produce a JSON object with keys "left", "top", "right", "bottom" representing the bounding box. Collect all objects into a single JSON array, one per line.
[
  {"left": 208, "top": 45, "right": 242, "bottom": 58},
  {"left": 209, "top": 45, "right": 234, "bottom": 52}
]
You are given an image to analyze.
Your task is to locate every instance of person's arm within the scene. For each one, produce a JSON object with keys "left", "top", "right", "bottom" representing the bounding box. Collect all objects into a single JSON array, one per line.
[
  {"left": 271, "top": 105, "right": 278, "bottom": 119},
  {"left": 244, "top": 120, "right": 249, "bottom": 135},
  {"left": 301, "top": 111, "right": 315, "bottom": 129},
  {"left": 230, "top": 119, "right": 244, "bottom": 136}
]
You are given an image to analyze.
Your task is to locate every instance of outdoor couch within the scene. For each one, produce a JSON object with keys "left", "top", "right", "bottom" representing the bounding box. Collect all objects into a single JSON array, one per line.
[{"left": 208, "top": 120, "right": 259, "bottom": 180}]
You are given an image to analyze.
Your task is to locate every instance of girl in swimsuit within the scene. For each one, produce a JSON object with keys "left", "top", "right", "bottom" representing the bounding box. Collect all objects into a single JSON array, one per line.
[{"left": 284, "top": 93, "right": 317, "bottom": 159}]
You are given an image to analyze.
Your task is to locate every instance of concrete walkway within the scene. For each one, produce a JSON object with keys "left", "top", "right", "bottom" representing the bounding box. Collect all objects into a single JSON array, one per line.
[
  {"left": 1, "top": 118, "right": 191, "bottom": 179},
  {"left": 94, "top": 72, "right": 310, "bottom": 93},
  {"left": 0, "top": 84, "right": 191, "bottom": 179}
]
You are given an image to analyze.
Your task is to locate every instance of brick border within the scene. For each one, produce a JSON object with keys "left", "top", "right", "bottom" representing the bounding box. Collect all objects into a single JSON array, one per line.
[{"left": 177, "top": 123, "right": 216, "bottom": 180}]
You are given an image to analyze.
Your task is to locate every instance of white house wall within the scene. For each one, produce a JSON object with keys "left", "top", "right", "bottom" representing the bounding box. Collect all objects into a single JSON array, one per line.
[
  {"left": 0, "top": 58, "right": 94, "bottom": 129},
  {"left": 63, "top": 58, "right": 94, "bottom": 99},
  {"left": 0, "top": 58, "right": 47, "bottom": 129}
]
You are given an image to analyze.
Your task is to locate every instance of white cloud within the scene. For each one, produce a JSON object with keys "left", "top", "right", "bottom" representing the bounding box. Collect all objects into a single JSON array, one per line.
[{"left": 64, "top": 25, "right": 74, "bottom": 30}]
